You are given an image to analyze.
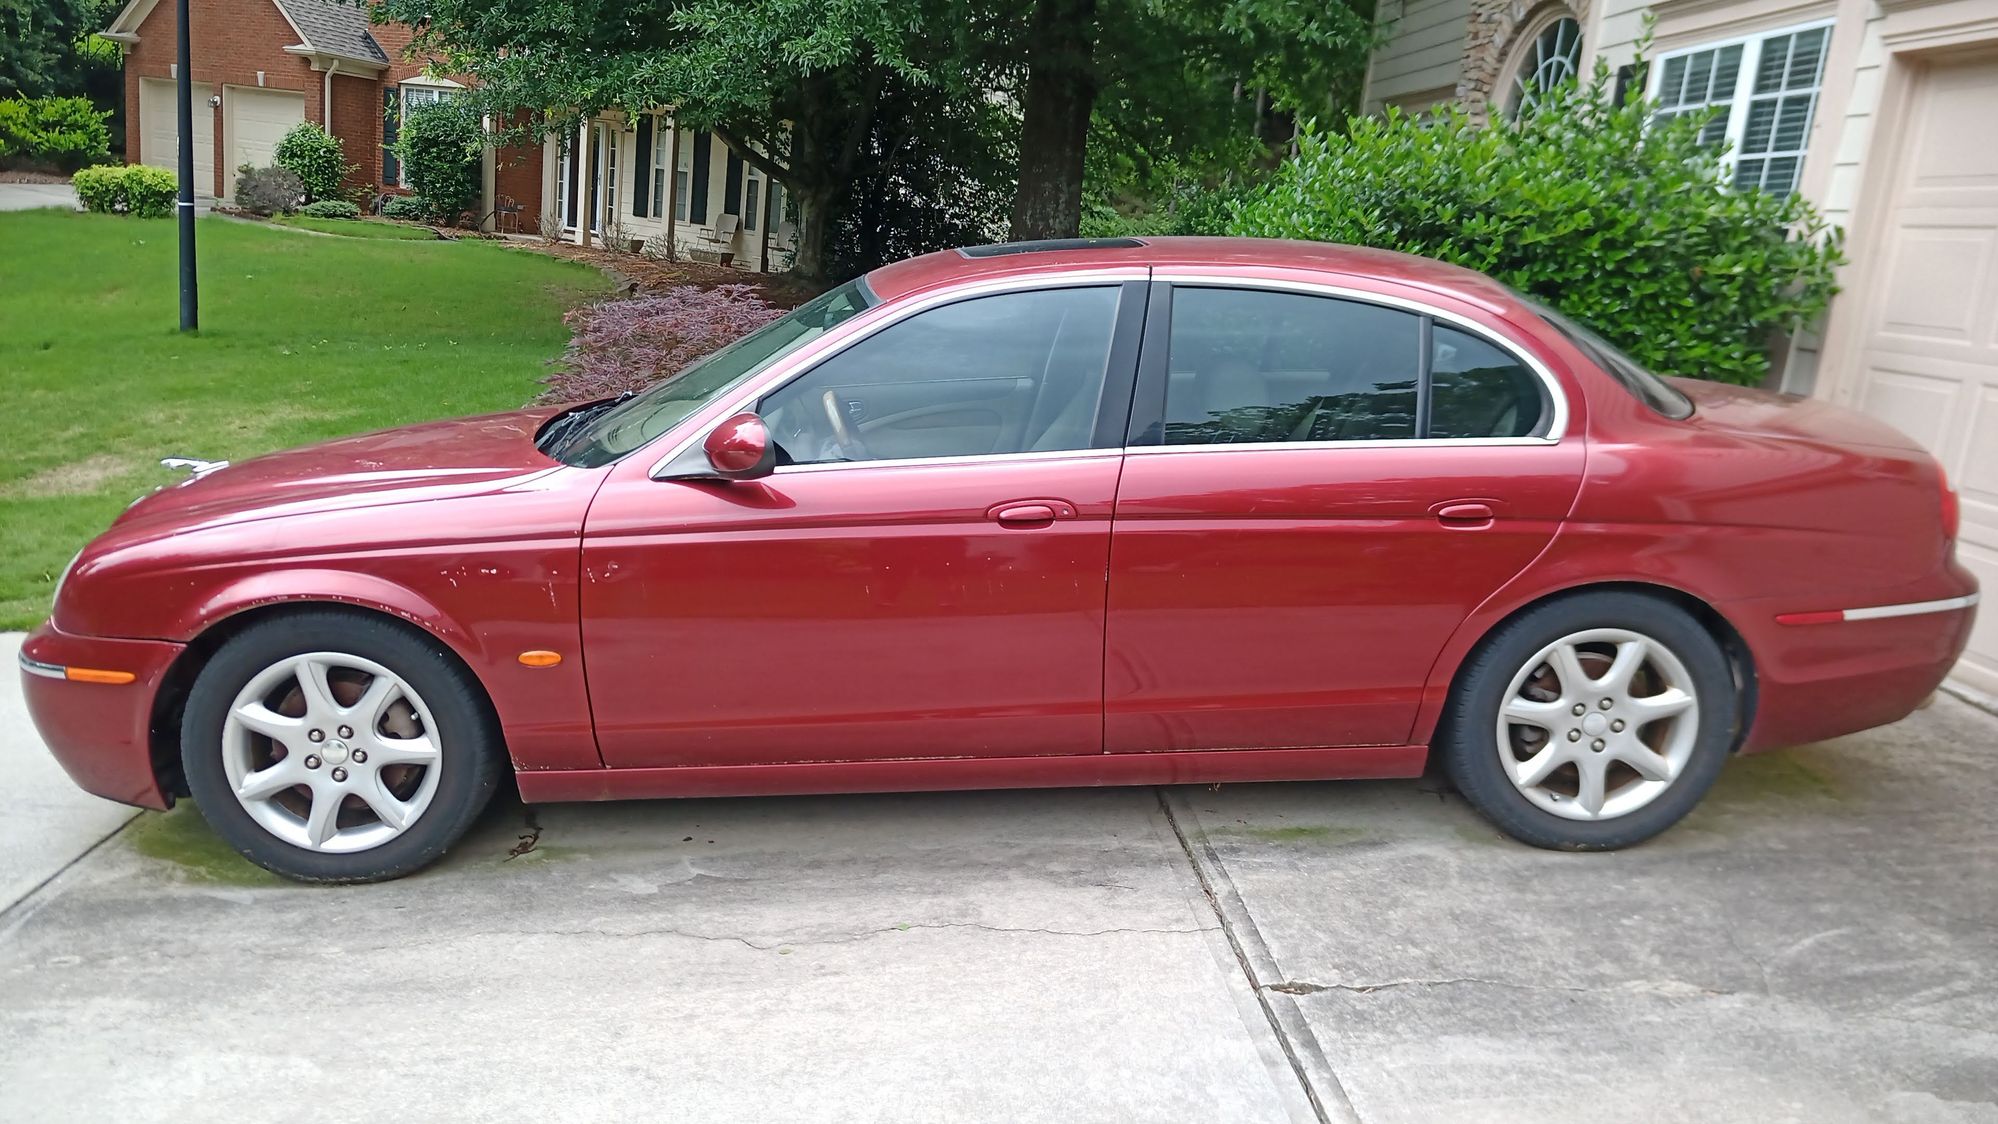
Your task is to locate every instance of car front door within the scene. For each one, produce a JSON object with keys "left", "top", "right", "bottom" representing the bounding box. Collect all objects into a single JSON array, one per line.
[
  {"left": 581, "top": 280, "right": 1147, "bottom": 768},
  {"left": 1104, "top": 280, "right": 1585, "bottom": 753}
]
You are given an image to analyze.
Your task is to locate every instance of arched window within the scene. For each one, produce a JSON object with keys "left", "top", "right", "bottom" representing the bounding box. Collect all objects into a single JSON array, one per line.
[{"left": 1506, "top": 15, "right": 1584, "bottom": 116}]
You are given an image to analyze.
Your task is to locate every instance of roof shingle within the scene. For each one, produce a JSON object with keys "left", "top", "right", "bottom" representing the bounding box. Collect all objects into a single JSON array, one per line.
[{"left": 273, "top": 0, "right": 389, "bottom": 65}]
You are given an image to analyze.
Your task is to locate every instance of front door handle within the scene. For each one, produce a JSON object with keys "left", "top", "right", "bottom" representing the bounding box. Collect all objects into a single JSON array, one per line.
[
  {"left": 1432, "top": 501, "right": 1495, "bottom": 526},
  {"left": 993, "top": 503, "right": 1058, "bottom": 526},
  {"left": 988, "top": 498, "right": 1076, "bottom": 527}
]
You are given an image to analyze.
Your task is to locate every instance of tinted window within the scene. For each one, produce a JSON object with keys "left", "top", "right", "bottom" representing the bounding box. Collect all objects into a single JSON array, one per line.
[
  {"left": 1532, "top": 303, "right": 1693, "bottom": 419},
  {"left": 1164, "top": 288, "right": 1421, "bottom": 444},
  {"left": 761, "top": 286, "right": 1120, "bottom": 465},
  {"left": 1429, "top": 325, "right": 1547, "bottom": 438}
]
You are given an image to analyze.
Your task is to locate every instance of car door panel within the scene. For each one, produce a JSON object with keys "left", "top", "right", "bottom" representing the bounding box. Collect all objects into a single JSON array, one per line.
[{"left": 1105, "top": 443, "right": 1583, "bottom": 751}]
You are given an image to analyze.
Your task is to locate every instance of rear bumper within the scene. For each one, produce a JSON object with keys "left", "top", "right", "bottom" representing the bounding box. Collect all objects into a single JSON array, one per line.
[
  {"left": 19, "top": 620, "right": 183, "bottom": 810},
  {"left": 1730, "top": 568, "right": 1978, "bottom": 752}
]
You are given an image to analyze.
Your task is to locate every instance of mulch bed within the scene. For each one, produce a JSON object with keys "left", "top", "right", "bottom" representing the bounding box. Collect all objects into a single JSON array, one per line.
[
  {"left": 521, "top": 240, "right": 821, "bottom": 308},
  {"left": 0, "top": 170, "right": 73, "bottom": 184}
]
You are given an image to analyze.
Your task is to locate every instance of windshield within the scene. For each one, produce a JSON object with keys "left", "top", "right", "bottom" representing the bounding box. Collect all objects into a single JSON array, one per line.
[
  {"left": 1529, "top": 301, "right": 1694, "bottom": 420},
  {"left": 549, "top": 279, "right": 878, "bottom": 467}
]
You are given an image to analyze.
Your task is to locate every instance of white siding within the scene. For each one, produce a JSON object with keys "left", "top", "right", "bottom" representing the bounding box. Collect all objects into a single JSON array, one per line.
[{"left": 1364, "top": 0, "right": 1474, "bottom": 112}]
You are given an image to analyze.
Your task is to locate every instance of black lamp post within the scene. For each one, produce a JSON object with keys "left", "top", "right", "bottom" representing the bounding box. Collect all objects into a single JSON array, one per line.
[{"left": 174, "top": 0, "right": 198, "bottom": 331}]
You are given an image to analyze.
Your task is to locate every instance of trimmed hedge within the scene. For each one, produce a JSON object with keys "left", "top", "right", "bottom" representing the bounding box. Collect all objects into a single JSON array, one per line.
[
  {"left": 1228, "top": 59, "right": 1844, "bottom": 387},
  {"left": 0, "top": 96, "right": 112, "bottom": 171},
  {"left": 72, "top": 164, "right": 178, "bottom": 218},
  {"left": 392, "top": 100, "right": 481, "bottom": 222},
  {"left": 379, "top": 194, "right": 432, "bottom": 221},
  {"left": 299, "top": 199, "right": 362, "bottom": 219},
  {"left": 273, "top": 122, "right": 351, "bottom": 202}
]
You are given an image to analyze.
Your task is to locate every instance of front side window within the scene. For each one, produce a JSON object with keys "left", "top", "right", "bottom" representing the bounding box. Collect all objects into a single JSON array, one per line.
[
  {"left": 549, "top": 280, "right": 877, "bottom": 467},
  {"left": 397, "top": 85, "right": 458, "bottom": 189},
  {"left": 650, "top": 115, "right": 669, "bottom": 219},
  {"left": 761, "top": 286, "right": 1122, "bottom": 466},
  {"left": 1162, "top": 287, "right": 1547, "bottom": 444},
  {"left": 1653, "top": 23, "right": 1831, "bottom": 196}
]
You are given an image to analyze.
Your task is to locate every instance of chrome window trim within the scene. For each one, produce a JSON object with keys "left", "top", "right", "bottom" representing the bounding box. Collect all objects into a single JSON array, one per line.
[
  {"left": 1144, "top": 272, "right": 1570, "bottom": 448},
  {"left": 645, "top": 268, "right": 1150, "bottom": 479},
  {"left": 773, "top": 448, "right": 1124, "bottom": 476}
]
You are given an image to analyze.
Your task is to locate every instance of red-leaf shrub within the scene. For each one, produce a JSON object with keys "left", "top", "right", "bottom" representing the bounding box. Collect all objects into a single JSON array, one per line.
[{"left": 539, "top": 284, "right": 784, "bottom": 403}]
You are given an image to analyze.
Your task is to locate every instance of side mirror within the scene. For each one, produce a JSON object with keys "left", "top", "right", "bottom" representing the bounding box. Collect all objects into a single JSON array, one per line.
[{"left": 701, "top": 412, "right": 776, "bottom": 481}]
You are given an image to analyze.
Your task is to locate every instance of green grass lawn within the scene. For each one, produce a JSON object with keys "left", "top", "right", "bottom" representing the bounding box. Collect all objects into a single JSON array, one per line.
[
  {"left": 0, "top": 210, "right": 610, "bottom": 629},
  {"left": 272, "top": 215, "right": 443, "bottom": 240}
]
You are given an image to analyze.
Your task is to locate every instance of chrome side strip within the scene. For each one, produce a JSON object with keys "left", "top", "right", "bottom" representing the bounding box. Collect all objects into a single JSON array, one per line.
[
  {"left": 1842, "top": 593, "right": 1980, "bottom": 622},
  {"left": 18, "top": 651, "right": 66, "bottom": 680}
]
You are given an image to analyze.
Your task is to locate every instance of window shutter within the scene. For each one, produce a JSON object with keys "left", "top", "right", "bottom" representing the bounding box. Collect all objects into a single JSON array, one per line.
[
  {"left": 632, "top": 117, "right": 652, "bottom": 217},
  {"left": 724, "top": 150, "right": 743, "bottom": 215},
  {"left": 689, "top": 132, "right": 711, "bottom": 224},
  {"left": 381, "top": 89, "right": 401, "bottom": 186},
  {"left": 564, "top": 136, "right": 579, "bottom": 229}
]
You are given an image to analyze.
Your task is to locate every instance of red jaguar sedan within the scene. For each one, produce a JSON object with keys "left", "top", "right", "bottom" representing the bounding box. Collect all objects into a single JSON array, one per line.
[{"left": 21, "top": 237, "right": 1978, "bottom": 882}]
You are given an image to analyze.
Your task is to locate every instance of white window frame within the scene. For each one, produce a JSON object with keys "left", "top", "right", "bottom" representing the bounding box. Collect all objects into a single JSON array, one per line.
[
  {"left": 744, "top": 174, "right": 760, "bottom": 232},
  {"left": 650, "top": 113, "right": 670, "bottom": 220},
  {"left": 395, "top": 80, "right": 463, "bottom": 189},
  {"left": 1646, "top": 18, "right": 1834, "bottom": 195},
  {"left": 675, "top": 129, "right": 693, "bottom": 222}
]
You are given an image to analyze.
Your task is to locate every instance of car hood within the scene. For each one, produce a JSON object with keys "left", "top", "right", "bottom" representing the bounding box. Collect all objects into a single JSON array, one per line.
[
  {"left": 115, "top": 407, "right": 570, "bottom": 536},
  {"left": 1668, "top": 377, "right": 1928, "bottom": 454}
]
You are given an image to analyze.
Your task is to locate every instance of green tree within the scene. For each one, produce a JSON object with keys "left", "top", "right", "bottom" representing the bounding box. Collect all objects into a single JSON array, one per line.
[
  {"left": 375, "top": 0, "right": 982, "bottom": 282},
  {"left": 393, "top": 100, "right": 483, "bottom": 220},
  {"left": 1, "top": 0, "right": 120, "bottom": 100}
]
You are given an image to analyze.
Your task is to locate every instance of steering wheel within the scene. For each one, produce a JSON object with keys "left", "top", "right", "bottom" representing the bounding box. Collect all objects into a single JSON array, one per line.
[{"left": 821, "top": 390, "right": 873, "bottom": 461}]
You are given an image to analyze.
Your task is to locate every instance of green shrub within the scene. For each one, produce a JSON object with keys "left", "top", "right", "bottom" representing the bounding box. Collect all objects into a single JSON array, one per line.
[
  {"left": 233, "top": 163, "right": 303, "bottom": 215},
  {"left": 0, "top": 96, "right": 112, "bottom": 171},
  {"left": 392, "top": 100, "right": 481, "bottom": 221},
  {"left": 273, "top": 122, "right": 351, "bottom": 202},
  {"left": 299, "top": 198, "right": 362, "bottom": 219},
  {"left": 71, "top": 164, "right": 177, "bottom": 217},
  {"left": 379, "top": 194, "right": 431, "bottom": 221},
  {"left": 1228, "top": 59, "right": 1844, "bottom": 387}
]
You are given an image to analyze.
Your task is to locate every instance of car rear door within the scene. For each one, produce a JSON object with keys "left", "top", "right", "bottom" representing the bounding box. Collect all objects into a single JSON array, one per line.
[
  {"left": 580, "top": 278, "right": 1148, "bottom": 768},
  {"left": 1104, "top": 279, "right": 1585, "bottom": 753}
]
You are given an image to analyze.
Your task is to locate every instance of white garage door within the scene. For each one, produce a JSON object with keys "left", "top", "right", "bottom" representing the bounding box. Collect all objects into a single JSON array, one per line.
[
  {"left": 1849, "top": 51, "right": 1998, "bottom": 695},
  {"left": 224, "top": 87, "right": 306, "bottom": 191},
  {"left": 137, "top": 77, "right": 215, "bottom": 197}
]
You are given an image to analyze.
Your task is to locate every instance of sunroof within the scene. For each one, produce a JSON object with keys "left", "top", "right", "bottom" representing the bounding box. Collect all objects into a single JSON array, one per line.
[{"left": 957, "top": 237, "right": 1146, "bottom": 258}]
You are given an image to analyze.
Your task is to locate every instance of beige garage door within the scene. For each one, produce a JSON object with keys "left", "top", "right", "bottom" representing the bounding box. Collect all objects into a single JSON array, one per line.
[
  {"left": 137, "top": 78, "right": 215, "bottom": 197},
  {"left": 1848, "top": 51, "right": 1998, "bottom": 695},
  {"left": 224, "top": 87, "right": 305, "bottom": 192}
]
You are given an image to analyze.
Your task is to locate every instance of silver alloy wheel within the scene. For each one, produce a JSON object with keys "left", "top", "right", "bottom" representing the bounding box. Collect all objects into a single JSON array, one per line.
[
  {"left": 221, "top": 652, "right": 443, "bottom": 853},
  {"left": 1493, "top": 628, "right": 1700, "bottom": 821}
]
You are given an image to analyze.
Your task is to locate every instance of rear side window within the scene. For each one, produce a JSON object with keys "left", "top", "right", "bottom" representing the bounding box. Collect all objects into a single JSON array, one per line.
[
  {"left": 1429, "top": 326, "right": 1546, "bottom": 438},
  {"left": 1159, "top": 286, "right": 1549, "bottom": 444},
  {"left": 1164, "top": 288, "right": 1420, "bottom": 444}
]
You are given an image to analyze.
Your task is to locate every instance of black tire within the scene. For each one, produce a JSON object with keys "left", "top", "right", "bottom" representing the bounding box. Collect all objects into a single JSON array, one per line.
[
  {"left": 180, "top": 610, "right": 504, "bottom": 883},
  {"left": 1438, "top": 590, "right": 1739, "bottom": 850}
]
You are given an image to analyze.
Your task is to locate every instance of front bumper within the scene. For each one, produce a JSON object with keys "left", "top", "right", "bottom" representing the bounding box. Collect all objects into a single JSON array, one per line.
[{"left": 19, "top": 620, "right": 184, "bottom": 809}]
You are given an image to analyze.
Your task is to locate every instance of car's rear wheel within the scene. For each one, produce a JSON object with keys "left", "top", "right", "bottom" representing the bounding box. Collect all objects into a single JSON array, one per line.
[
  {"left": 180, "top": 611, "right": 503, "bottom": 882},
  {"left": 1438, "top": 591, "right": 1738, "bottom": 850}
]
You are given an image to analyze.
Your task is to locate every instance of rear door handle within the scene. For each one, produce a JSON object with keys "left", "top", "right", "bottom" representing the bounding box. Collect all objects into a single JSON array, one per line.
[
  {"left": 1432, "top": 501, "right": 1495, "bottom": 526},
  {"left": 989, "top": 500, "right": 1074, "bottom": 526}
]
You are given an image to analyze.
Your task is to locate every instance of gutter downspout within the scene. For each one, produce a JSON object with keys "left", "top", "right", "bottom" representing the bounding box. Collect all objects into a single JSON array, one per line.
[{"left": 322, "top": 59, "right": 338, "bottom": 128}]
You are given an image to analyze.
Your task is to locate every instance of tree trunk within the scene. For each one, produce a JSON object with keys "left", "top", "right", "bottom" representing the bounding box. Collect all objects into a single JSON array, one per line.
[
  {"left": 1010, "top": 0, "right": 1097, "bottom": 241},
  {"left": 789, "top": 186, "right": 835, "bottom": 283}
]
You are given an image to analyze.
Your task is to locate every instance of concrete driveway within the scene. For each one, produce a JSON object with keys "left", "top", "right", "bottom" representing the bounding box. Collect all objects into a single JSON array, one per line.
[
  {"left": 0, "top": 182, "right": 79, "bottom": 212},
  {"left": 2, "top": 636, "right": 1993, "bottom": 1122}
]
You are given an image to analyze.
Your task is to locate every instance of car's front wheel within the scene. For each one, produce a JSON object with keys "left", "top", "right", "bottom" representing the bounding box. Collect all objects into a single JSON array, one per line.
[
  {"left": 180, "top": 611, "right": 503, "bottom": 882},
  {"left": 1438, "top": 591, "right": 1738, "bottom": 850}
]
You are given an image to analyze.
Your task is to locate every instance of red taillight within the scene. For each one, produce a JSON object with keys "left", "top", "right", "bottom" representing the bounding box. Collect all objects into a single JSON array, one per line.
[{"left": 1940, "top": 465, "right": 1960, "bottom": 542}]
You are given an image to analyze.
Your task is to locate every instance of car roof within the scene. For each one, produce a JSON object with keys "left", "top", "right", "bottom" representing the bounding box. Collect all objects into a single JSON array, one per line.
[{"left": 863, "top": 236, "right": 1522, "bottom": 315}]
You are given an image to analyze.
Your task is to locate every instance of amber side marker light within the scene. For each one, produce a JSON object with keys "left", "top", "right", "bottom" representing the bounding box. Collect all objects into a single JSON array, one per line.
[
  {"left": 65, "top": 667, "right": 136, "bottom": 685},
  {"left": 518, "top": 651, "right": 563, "bottom": 668}
]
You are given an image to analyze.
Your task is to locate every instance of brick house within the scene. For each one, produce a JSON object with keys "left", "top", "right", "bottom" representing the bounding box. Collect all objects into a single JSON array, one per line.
[
  {"left": 100, "top": 0, "right": 541, "bottom": 227},
  {"left": 1361, "top": 0, "right": 1998, "bottom": 693}
]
